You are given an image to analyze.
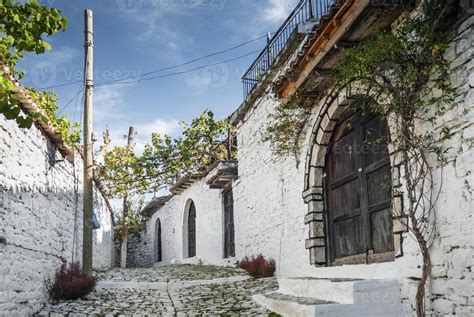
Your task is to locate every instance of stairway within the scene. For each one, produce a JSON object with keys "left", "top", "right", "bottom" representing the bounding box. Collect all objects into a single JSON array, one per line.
[{"left": 253, "top": 277, "right": 405, "bottom": 317}]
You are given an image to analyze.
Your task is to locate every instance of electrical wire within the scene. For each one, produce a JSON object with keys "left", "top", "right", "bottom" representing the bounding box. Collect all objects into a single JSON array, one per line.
[
  {"left": 43, "top": 80, "right": 83, "bottom": 90},
  {"left": 58, "top": 86, "right": 84, "bottom": 115},
  {"left": 42, "top": 34, "right": 268, "bottom": 91},
  {"left": 95, "top": 34, "right": 268, "bottom": 87},
  {"left": 96, "top": 49, "right": 261, "bottom": 88}
]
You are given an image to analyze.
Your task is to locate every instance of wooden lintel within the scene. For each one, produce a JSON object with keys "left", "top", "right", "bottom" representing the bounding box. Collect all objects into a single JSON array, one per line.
[
  {"left": 313, "top": 68, "right": 333, "bottom": 77},
  {"left": 335, "top": 40, "right": 359, "bottom": 48},
  {"left": 279, "top": 0, "right": 370, "bottom": 98}
]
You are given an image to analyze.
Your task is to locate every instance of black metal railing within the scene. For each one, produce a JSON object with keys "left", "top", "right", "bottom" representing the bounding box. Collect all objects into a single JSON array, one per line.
[{"left": 242, "top": 0, "right": 335, "bottom": 98}]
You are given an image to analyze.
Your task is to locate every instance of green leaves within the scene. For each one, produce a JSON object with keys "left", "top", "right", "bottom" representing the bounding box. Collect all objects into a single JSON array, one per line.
[
  {"left": 1, "top": 0, "right": 69, "bottom": 129},
  {"left": 265, "top": 0, "right": 456, "bottom": 158},
  {"left": 28, "top": 89, "right": 80, "bottom": 146},
  {"left": 97, "top": 110, "right": 235, "bottom": 198}
]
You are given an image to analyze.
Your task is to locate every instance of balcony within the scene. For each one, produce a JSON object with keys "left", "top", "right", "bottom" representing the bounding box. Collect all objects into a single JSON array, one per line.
[{"left": 242, "top": 0, "right": 336, "bottom": 98}]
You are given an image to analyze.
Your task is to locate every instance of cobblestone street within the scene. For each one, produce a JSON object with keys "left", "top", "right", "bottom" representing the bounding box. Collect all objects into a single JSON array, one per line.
[{"left": 37, "top": 265, "right": 279, "bottom": 316}]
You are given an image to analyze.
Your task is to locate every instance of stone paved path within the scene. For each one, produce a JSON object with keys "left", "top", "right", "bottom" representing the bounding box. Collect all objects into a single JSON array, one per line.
[{"left": 36, "top": 265, "right": 279, "bottom": 316}]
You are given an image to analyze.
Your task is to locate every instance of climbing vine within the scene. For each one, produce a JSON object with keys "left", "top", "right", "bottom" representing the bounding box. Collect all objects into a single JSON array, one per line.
[
  {"left": 0, "top": 0, "right": 79, "bottom": 146},
  {"left": 265, "top": 1, "right": 461, "bottom": 316},
  {"left": 263, "top": 91, "right": 313, "bottom": 157}
]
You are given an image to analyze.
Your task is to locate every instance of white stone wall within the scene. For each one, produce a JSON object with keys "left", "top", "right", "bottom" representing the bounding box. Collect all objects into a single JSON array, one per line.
[
  {"left": 146, "top": 178, "right": 234, "bottom": 267},
  {"left": 233, "top": 92, "right": 314, "bottom": 277},
  {"left": 126, "top": 230, "right": 152, "bottom": 268},
  {"left": 233, "top": 14, "right": 474, "bottom": 316},
  {"left": 142, "top": 13, "right": 473, "bottom": 316},
  {"left": 0, "top": 116, "right": 115, "bottom": 316}
]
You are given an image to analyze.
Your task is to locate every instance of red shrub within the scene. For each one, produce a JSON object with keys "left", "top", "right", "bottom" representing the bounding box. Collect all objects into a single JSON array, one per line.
[
  {"left": 236, "top": 254, "right": 276, "bottom": 279},
  {"left": 52, "top": 262, "right": 96, "bottom": 300}
]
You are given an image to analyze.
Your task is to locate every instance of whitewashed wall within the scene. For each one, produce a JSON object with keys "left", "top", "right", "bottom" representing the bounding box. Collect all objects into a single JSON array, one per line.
[
  {"left": 0, "top": 116, "right": 115, "bottom": 316},
  {"left": 233, "top": 91, "right": 314, "bottom": 277},
  {"left": 234, "top": 14, "right": 474, "bottom": 316},
  {"left": 142, "top": 14, "right": 473, "bottom": 316},
  {"left": 147, "top": 178, "right": 231, "bottom": 267},
  {"left": 152, "top": 13, "right": 472, "bottom": 316}
]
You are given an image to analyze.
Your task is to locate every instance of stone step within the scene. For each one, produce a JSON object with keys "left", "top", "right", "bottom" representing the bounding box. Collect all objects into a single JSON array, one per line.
[
  {"left": 253, "top": 278, "right": 405, "bottom": 317},
  {"left": 278, "top": 278, "right": 402, "bottom": 304},
  {"left": 253, "top": 292, "right": 337, "bottom": 317},
  {"left": 278, "top": 277, "right": 359, "bottom": 304},
  {"left": 253, "top": 291, "right": 405, "bottom": 317}
]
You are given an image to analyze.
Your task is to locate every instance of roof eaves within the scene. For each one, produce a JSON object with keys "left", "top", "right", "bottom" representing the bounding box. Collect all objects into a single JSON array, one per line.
[{"left": 1, "top": 62, "right": 74, "bottom": 158}]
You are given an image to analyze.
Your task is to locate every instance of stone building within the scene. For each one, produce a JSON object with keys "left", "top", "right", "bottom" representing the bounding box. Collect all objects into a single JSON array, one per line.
[
  {"left": 0, "top": 67, "right": 115, "bottom": 315},
  {"left": 136, "top": 1, "right": 473, "bottom": 315}
]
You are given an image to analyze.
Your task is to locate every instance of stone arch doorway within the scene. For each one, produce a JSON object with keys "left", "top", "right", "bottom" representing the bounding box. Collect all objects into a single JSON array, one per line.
[
  {"left": 303, "top": 89, "right": 407, "bottom": 266},
  {"left": 183, "top": 200, "right": 197, "bottom": 258},
  {"left": 154, "top": 218, "right": 162, "bottom": 263},
  {"left": 325, "top": 110, "right": 394, "bottom": 265}
]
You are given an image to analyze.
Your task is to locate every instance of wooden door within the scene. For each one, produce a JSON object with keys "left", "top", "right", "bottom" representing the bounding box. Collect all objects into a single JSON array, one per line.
[
  {"left": 325, "top": 111, "right": 394, "bottom": 265},
  {"left": 188, "top": 202, "right": 196, "bottom": 258},
  {"left": 223, "top": 189, "right": 235, "bottom": 258},
  {"left": 156, "top": 219, "right": 162, "bottom": 262}
]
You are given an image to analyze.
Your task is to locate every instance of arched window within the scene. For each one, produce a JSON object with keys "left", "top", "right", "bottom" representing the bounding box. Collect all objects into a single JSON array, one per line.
[
  {"left": 183, "top": 200, "right": 197, "bottom": 258},
  {"left": 325, "top": 110, "right": 394, "bottom": 265},
  {"left": 154, "top": 218, "right": 162, "bottom": 262}
]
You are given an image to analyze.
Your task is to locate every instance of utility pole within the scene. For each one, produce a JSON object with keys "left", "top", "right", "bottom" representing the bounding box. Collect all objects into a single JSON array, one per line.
[
  {"left": 120, "top": 126, "right": 135, "bottom": 268},
  {"left": 82, "top": 9, "right": 94, "bottom": 275}
]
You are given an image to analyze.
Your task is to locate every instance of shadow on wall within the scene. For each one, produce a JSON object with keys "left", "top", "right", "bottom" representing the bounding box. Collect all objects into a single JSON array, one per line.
[{"left": 0, "top": 186, "right": 114, "bottom": 316}]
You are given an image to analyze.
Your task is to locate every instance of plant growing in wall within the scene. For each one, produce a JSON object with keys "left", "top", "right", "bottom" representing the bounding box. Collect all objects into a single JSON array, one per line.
[
  {"left": 265, "top": 1, "right": 461, "bottom": 315},
  {"left": 0, "top": 0, "right": 79, "bottom": 145}
]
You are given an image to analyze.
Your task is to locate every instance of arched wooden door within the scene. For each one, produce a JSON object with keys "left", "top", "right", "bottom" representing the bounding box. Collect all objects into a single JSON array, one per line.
[
  {"left": 325, "top": 110, "right": 394, "bottom": 265},
  {"left": 155, "top": 219, "right": 162, "bottom": 262},
  {"left": 188, "top": 202, "right": 196, "bottom": 258},
  {"left": 223, "top": 189, "right": 235, "bottom": 258}
]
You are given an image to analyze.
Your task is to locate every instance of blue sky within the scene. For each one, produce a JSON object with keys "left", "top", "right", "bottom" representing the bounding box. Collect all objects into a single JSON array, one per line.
[{"left": 19, "top": 0, "right": 298, "bottom": 148}]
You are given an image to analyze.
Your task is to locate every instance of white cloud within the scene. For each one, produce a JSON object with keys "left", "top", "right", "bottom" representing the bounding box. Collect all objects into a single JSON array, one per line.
[
  {"left": 94, "top": 85, "right": 129, "bottom": 122},
  {"left": 40, "top": 46, "right": 80, "bottom": 64},
  {"left": 263, "top": 0, "right": 297, "bottom": 23},
  {"left": 128, "top": 118, "right": 181, "bottom": 154},
  {"left": 228, "top": 0, "right": 299, "bottom": 39},
  {"left": 124, "top": 6, "right": 193, "bottom": 51},
  {"left": 135, "top": 118, "right": 181, "bottom": 139}
]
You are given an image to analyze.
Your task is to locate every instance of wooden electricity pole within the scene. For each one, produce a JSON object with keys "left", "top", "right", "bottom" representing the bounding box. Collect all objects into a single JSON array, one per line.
[
  {"left": 120, "top": 126, "right": 135, "bottom": 268},
  {"left": 83, "top": 9, "right": 94, "bottom": 275}
]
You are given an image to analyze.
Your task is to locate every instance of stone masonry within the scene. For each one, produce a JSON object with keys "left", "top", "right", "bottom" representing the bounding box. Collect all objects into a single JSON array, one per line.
[
  {"left": 38, "top": 265, "right": 278, "bottom": 316},
  {"left": 137, "top": 12, "right": 473, "bottom": 317},
  {"left": 126, "top": 231, "right": 152, "bottom": 268},
  {"left": 0, "top": 116, "right": 115, "bottom": 316}
]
